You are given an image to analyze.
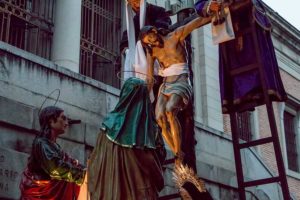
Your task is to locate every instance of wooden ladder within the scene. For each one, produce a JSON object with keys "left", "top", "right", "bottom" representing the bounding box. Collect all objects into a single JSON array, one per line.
[{"left": 224, "top": 2, "right": 291, "bottom": 199}]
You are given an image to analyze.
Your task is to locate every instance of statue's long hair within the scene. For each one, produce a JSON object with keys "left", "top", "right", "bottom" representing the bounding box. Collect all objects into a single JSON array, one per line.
[
  {"left": 139, "top": 25, "right": 170, "bottom": 55},
  {"left": 38, "top": 106, "right": 64, "bottom": 139}
]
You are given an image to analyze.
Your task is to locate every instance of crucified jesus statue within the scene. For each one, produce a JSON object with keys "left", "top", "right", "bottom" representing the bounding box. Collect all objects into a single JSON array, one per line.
[{"left": 139, "top": 1, "right": 220, "bottom": 164}]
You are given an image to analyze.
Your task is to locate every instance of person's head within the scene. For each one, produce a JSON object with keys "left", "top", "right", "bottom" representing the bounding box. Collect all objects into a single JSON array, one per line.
[
  {"left": 39, "top": 106, "right": 68, "bottom": 138},
  {"left": 140, "top": 26, "right": 163, "bottom": 49},
  {"left": 127, "top": 0, "right": 140, "bottom": 12}
]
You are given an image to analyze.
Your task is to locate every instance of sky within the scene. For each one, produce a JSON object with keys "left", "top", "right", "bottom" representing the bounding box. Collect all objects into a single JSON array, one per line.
[{"left": 262, "top": 0, "right": 300, "bottom": 31}]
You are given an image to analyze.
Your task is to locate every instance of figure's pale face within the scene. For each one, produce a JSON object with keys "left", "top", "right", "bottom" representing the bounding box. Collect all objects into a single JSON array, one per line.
[{"left": 127, "top": 0, "right": 140, "bottom": 12}]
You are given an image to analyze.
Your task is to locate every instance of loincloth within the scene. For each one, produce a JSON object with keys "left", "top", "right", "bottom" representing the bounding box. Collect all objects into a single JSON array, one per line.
[
  {"left": 159, "top": 73, "right": 192, "bottom": 107},
  {"left": 159, "top": 63, "right": 189, "bottom": 77}
]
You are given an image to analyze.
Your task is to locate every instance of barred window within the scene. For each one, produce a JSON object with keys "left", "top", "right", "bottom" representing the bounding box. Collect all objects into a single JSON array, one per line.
[
  {"left": 237, "top": 111, "right": 253, "bottom": 142},
  {"left": 0, "top": 0, "right": 55, "bottom": 59},
  {"left": 284, "top": 111, "right": 299, "bottom": 172},
  {"left": 80, "top": 0, "right": 121, "bottom": 88}
]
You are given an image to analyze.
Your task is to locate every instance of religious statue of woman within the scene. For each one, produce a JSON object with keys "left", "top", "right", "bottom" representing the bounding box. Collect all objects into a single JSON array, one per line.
[{"left": 88, "top": 77, "right": 165, "bottom": 200}]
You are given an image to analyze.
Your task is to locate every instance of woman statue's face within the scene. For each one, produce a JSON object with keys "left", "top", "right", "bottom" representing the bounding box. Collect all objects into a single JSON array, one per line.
[{"left": 50, "top": 112, "right": 69, "bottom": 135}]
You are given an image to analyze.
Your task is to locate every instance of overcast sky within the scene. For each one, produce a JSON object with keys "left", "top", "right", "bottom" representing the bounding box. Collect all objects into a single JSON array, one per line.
[{"left": 262, "top": 0, "right": 300, "bottom": 31}]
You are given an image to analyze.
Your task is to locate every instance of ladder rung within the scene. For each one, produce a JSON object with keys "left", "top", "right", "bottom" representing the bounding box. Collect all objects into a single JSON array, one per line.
[
  {"left": 230, "top": 64, "right": 258, "bottom": 76},
  {"left": 243, "top": 176, "right": 280, "bottom": 187},
  {"left": 239, "top": 137, "right": 273, "bottom": 149}
]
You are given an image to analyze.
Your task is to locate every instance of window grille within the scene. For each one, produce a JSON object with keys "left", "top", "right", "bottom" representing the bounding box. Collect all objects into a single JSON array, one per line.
[
  {"left": 237, "top": 111, "right": 252, "bottom": 142},
  {"left": 80, "top": 0, "right": 121, "bottom": 88},
  {"left": 284, "top": 111, "right": 299, "bottom": 172},
  {"left": 0, "top": 0, "right": 55, "bottom": 59}
]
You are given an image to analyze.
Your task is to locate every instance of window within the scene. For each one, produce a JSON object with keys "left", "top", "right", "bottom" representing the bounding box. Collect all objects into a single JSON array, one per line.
[
  {"left": 0, "top": 0, "right": 55, "bottom": 59},
  {"left": 283, "top": 106, "right": 300, "bottom": 173},
  {"left": 80, "top": 0, "right": 122, "bottom": 88},
  {"left": 237, "top": 111, "right": 253, "bottom": 142}
]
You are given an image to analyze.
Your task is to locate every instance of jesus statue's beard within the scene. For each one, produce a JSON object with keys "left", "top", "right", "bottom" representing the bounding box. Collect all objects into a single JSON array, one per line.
[
  {"left": 152, "top": 35, "right": 164, "bottom": 48},
  {"left": 158, "top": 35, "right": 165, "bottom": 48}
]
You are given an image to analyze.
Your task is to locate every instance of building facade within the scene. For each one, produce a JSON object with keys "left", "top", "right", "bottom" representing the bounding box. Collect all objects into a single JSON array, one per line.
[{"left": 0, "top": 0, "right": 299, "bottom": 199}]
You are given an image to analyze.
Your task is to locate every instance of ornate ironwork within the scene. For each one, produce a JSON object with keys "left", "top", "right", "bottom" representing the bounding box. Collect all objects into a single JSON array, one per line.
[
  {"left": 80, "top": 0, "right": 121, "bottom": 88},
  {"left": 0, "top": 0, "right": 55, "bottom": 59},
  {"left": 173, "top": 163, "right": 207, "bottom": 199}
]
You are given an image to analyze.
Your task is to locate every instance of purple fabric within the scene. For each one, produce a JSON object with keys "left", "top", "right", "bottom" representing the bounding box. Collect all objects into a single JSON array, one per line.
[
  {"left": 195, "top": 0, "right": 272, "bottom": 29},
  {"left": 194, "top": 0, "right": 286, "bottom": 113},
  {"left": 195, "top": 0, "right": 208, "bottom": 17},
  {"left": 219, "top": 3, "right": 286, "bottom": 113}
]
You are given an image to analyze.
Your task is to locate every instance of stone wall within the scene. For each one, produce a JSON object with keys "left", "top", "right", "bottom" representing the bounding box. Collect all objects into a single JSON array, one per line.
[{"left": 0, "top": 42, "right": 119, "bottom": 199}]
